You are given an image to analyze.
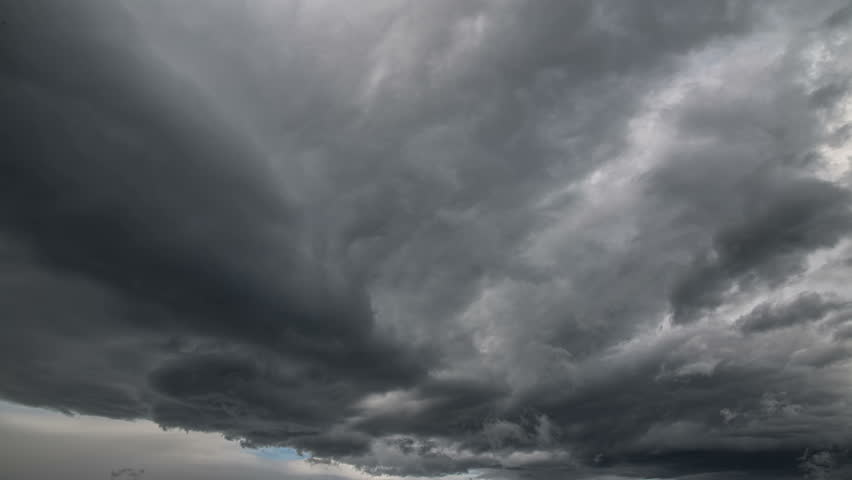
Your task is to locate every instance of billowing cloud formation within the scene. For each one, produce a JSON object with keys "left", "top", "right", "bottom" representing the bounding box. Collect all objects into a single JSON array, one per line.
[{"left": 2, "top": 1, "right": 852, "bottom": 479}]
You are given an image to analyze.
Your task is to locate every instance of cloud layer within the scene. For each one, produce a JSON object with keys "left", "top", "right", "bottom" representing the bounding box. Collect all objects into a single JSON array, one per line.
[{"left": 2, "top": 1, "right": 852, "bottom": 479}]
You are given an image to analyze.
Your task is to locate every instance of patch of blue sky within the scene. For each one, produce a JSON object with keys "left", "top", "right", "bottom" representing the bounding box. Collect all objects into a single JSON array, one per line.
[{"left": 250, "top": 446, "right": 308, "bottom": 461}]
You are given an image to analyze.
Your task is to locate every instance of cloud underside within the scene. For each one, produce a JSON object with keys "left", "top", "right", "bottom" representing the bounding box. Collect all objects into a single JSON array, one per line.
[{"left": 2, "top": 0, "right": 852, "bottom": 478}]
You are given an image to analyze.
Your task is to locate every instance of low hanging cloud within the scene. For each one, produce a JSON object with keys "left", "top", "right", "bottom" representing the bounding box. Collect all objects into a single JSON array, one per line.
[
  {"left": 2, "top": 1, "right": 852, "bottom": 479},
  {"left": 111, "top": 468, "right": 145, "bottom": 480}
]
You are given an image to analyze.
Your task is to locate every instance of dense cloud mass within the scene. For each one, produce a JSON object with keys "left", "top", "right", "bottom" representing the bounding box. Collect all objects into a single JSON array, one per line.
[{"left": 2, "top": 1, "right": 852, "bottom": 479}]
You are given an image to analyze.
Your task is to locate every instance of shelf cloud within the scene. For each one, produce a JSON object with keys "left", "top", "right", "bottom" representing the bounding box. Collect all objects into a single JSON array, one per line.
[{"left": 2, "top": 1, "right": 852, "bottom": 479}]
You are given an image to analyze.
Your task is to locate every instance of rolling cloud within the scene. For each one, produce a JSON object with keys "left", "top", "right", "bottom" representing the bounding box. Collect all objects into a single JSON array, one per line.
[{"left": 2, "top": 1, "right": 852, "bottom": 479}]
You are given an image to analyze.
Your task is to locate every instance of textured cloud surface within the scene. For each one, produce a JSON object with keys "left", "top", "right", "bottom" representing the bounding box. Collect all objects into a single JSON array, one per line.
[{"left": 2, "top": 1, "right": 852, "bottom": 479}]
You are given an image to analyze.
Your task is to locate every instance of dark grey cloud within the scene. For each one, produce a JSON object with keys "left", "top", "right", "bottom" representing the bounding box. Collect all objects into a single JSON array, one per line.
[
  {"left": 2, "top": 1, "right": 852, "bottom": 479},
  {"left": 668, "top": 175, "right": 852, "bottom": 323},
  {"left": 737, "top": 292, "right": 849, "bottom": 333}
]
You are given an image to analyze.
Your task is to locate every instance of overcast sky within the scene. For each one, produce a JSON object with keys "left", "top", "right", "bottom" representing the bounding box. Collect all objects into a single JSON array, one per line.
[{"left": 2, "top": 1, "right": 852, "bottom": 479}]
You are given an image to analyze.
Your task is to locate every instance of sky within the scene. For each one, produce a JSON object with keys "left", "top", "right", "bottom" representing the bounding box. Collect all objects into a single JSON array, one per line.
[{"left": 1, "top": 1, "right": 852, "bottom": 479}]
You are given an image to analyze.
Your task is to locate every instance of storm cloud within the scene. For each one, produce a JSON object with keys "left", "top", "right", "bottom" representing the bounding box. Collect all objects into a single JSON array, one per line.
[{"left": 2, "top": 1, "right": 852, "bottom": 479}]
